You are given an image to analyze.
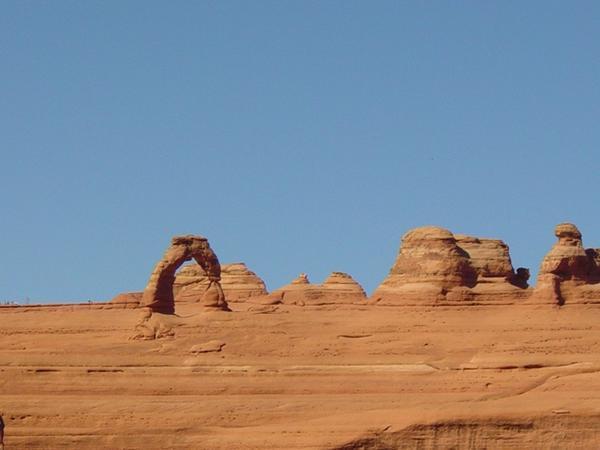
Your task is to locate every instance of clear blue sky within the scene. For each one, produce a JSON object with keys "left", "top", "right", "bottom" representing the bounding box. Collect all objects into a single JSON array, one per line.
[{"left": 1, "top": 1, "right": 600, "bottom": 302}]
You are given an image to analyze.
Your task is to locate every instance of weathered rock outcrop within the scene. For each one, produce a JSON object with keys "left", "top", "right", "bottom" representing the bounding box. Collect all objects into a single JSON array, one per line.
[
  {"left": 455, "top": 234, "right": 530, "bottom": 299},
  {"left": 221, "top": 263, "right": 268, "bottom": 300},
  {"left": 174, "top": 262, "right": 267, "bottom": 303},
  {"left": 110, "top": 292, "right": 143, "bottom": 308},
  {"left": 372, "top": 226, "right": 529, "bottom": 305},
  {"left": 386, "top": 226, "right": 477, "bottom": 287},
  {"left": 539, "top": 223, "right": 591, "bottom": 280},
  {"left": 372, "top": 226, "right": 476, "bottom": 304},
  {"left": 587, "top": 248, "right": 600, "bottom": 271},
  {"left": 335, "top": 415, "right": 600, "bottom": 450},
  {"left": 112, "top": 262, "right": 266, "bottom": 307},
  {"left": 119, "top": 224, "right": 600, "bottom": 310},
  {"left": 322, "top": 272, "right": 366, "bottom": 299},
  {"left": 454, "top": 235, "right": 514, "bottom": 279},
  {"left": 141, "top": 235, "right": 228, "bottom": 314},
  {"left": 273, "top": 272, "right": 366, "bottom": 306},
  {"left": 535, "top": 223, "right": 600, "bottom": 305}
]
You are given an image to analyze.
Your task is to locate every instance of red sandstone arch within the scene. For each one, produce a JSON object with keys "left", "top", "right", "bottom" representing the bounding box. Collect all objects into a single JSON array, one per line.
[{"left": 141, "top": 235, "right": 229, "bottom": 314}]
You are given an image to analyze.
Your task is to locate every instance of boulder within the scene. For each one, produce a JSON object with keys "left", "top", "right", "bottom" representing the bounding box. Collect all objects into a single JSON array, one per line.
[
  {"left": 273, "top": 273, "right": 316, "bottom": 306},
  {"left": 587, "top": 248, "right": 600, "bottom": 273},
  {"left": 322, "top": 272, "right": 366, "bottom": 301}
]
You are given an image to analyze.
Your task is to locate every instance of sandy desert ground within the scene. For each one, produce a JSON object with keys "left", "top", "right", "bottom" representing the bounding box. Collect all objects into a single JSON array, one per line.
[{"left": 2, "top": 301, "right": 600, "bottom": 449}]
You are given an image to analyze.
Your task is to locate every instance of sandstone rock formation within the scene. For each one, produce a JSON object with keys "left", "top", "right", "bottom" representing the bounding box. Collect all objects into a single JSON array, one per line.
[
  {"left": 454, "top": 234, "right": 514, "bottom": 279},
  {"left": 540, "top": 223, "right": 591, "bottom": 279},
  {"left": 455, "top": 234, "right": 530, "bottom": 299},
  {"left": 131, "top": 309, "right": 177, "bottom": 340},
  {"left": 272, "top": 273, "right": 313, "bottom": 306},
  {"left": 221, "top": 263, "right": 268, "bottom": 300},
  {"left": 535, "top": 223, "right": 600, "bottom": 305},
  {"left": 112, "top": 262, "right": 266, "bottom": 308},
  {"left": 110, "top": 292, "right": 142, "bottom": 308},
  {"left": 142, "top": 235, "right": 228, "bottom": 314},
  {"left": 273, "top": 272, "right": 366, "bottom": 306},
  {"left": 174, "top": 262, "right": 267, "bottom": 303},
  {"left": 587, "top": 248, "right": 600, "bottom": 270},
  {"left": 322, "top": 272, "right": 367, "bottom": 301},
  {"left": 372, "top": 226, "right": 529, "bottom": 305}
]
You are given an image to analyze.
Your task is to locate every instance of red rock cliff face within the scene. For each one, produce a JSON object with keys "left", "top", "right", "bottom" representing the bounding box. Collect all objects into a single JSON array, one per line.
[{"left": 372, "top": 226, "right": 529, "bottom": 305}]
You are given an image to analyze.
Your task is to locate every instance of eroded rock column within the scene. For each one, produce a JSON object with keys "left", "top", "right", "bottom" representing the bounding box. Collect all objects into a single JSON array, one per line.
[{"left": 535, "top": 223, "right": 599, "bottom": 305}]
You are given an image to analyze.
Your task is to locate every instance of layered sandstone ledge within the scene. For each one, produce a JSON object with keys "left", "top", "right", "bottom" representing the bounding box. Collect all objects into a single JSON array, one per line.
[{"left": 5, "top": 301, "right": 600, "bottom": 449}]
